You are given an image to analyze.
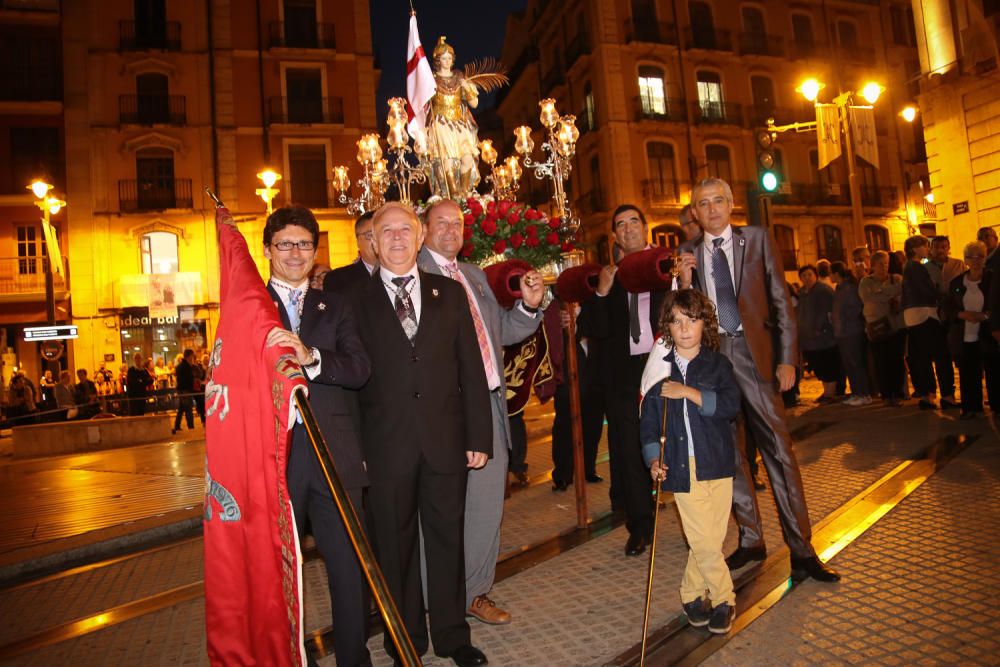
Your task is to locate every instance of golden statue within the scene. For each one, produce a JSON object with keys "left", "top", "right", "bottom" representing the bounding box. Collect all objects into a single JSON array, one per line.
[{"left": 423, "top": 36, "right": 508, "bottom": 199}]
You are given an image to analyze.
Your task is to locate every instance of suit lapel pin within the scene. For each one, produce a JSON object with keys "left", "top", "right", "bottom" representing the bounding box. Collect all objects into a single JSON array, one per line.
[
  {"left": 432, "top": 288, "right": 439, "bottom": 298},
  {"left": 739, "top": 238, "right": 746, "bottom": 247},
  {"left": 317, "top": 302, "right": 326, "bottom": 311}
]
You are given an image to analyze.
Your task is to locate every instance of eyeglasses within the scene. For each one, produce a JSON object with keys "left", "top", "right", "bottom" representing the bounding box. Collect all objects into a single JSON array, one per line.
[
  {"left": 271, "top": 240, "right": 316, "bottom": 251},
  {"left": 357, "top": 231, "right": 374, "bottom": 241}
]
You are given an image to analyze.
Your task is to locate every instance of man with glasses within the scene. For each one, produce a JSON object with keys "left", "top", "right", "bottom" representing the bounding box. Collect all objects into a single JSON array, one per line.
[
  {"left": 324, "top": 211, "right": 379, "bottom": 295},
  {"left": 262, "top": 205, "right": 373, "bottom": 666},
  {"left": 676, "top": 177, "right": 840, "bottom": 583}
]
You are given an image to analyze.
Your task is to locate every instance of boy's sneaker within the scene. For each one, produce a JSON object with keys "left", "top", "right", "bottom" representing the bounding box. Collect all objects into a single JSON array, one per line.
[
  {"left": 708, "top": 602, "right": 735, "bottom": 634},
  {"left": 844, "top": 395, "right": 872, "bottom": 406},
  {"left": 682, "top": 597, "right": 712, "bottom": 627}
]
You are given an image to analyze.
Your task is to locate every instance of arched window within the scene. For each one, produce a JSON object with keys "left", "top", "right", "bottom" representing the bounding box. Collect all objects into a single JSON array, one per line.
[
  {"left": 741, "top": 6, "right": 767, "bottom": 54},
  {"left": 689, "top": 1, "right": 716, "bottom": 48},
  {"left": 750, "top": 75, "right": 775, "bottom": 124},
  {"left": 816, "top": 224, "right": 845, "bottom": 262},
  {"left": 638, "top": 65, "right": 667, "bottom": 117},
  {"left": 705, "top": 144, "right": 732, "bottom": 183},
  {"left": 135, "top": 72, "right": 169, "bottom": 124},
  {"left": 837, "top": 20, "right": 859, "bottom": 49},
  {"left": 773, "top": 224, "right": 797, "bottom": 269},
  {"left": 865, "top": 225, "right": 890, "bottom": 252},
  {"left": 791, "top": 13, "right": 816, "bottom": 57},
  {"left": 651, "top": 224, "right": 683, "bottom": 250},
  {"left": 646, "top": 142, "right": 678, "bottom": 203},
  {"left": 141, "top": 231, "right": 179, "bottom": 274}
]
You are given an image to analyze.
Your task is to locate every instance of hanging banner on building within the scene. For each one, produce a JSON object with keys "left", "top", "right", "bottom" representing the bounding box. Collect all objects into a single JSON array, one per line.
[
  {"left": 147, "top": 273, "right": 178, "bottom": 319},
  {"left": 41, "top": 219, "right": 64, "bottom": 278},
  {"left": 815, "top": 104, "right": 842, "bottom": 170},
  {"left": 849, "top": 106, "right": 880, "bottom": 169},
  {"left": 119, "top": 272, "right": 203, "bottom": 310}
]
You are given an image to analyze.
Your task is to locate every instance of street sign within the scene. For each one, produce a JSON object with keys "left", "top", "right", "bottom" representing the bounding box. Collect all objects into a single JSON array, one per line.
[
  {"left": 953, "top": 201, "right": 969, "bottom": 215},
  {"left": 24, "top": 325, "right": 79, "bottom": 341}
]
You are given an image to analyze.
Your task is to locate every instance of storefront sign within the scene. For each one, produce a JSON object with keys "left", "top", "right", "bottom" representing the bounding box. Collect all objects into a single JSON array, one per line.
[
  {"left": 24, "top": 325, "right": 79, "bottom": 341},
  {"left": 120, "top": 314, "right": 180, "bottom": 327},
  {"left": 104, "top": 353, "right": 116, "bottom": 362},
  {"left": 953, "top": 201, "right": 969, "bottom": 215}
]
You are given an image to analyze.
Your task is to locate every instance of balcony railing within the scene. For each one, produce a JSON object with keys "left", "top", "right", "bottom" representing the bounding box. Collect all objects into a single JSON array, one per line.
[
  {"left": 0, "top": 71, "right": 61, "bottom": 101},
  {"left": 268, "top": 21, "right": 336, "bottom": 49},
  {"left": 692, "top": 101, "right": 743, "bottom": 125},
  {"left": 119, "top": 95, "right": 186, "bottom": 125},
  {"left": 623, "top": 19, "right": 678, "bottom": 45},
  {"left": 119, "top": 20, "right": 181, "bottom": 51},
  {"left": 566, "top": 32, "right": 591, "bottom": 68},
  {"left": 860, "top": 186, "right": 897, "bottom": 208},
  {"left": 684, "top": 27, "right": 733, "bottom": 52},
  {"left": 738, "top": 31, "right": 784, "bottom": 57},
  {"left": 746, "top": 105, "right": 797, "bottom": 127},
  {"left": 838, "top": 45, "right": 876, "bottom": 64},
  {"left": 789, "top": 39, "right": 827, "bottom": 60},
  {"left": 0, "top": 256, "right": 66, "bottom": 296},
  {"left": 642, "top": 179, "right": 681, "bottom": 207},
  {"left": 119, "top": 178, "right": 193, "bottom": 212},
  {"left": 287, "top": 179, "right": 333, "bottom": 209},
  {"left": 576, "top": 188, "right": 607, "bottom": 216},
  {"left": 268, "top": 96, "right": 344, "bottom": 124},
  {"left": 635, "top": 96, "right": 688, "bottom": 122}
]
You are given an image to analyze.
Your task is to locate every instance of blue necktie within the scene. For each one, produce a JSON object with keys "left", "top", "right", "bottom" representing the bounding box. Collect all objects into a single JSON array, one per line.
[
  {"left": 286, "top": 289, "right": 302, "bottom": 333},
  {"left": 711, "top": 238, "right": 741, "bottom": 333}
]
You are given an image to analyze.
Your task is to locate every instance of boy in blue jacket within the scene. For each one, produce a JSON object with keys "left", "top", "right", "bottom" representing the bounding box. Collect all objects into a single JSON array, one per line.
[{"left": 640, "top": 289, "right": 742, "bottom": 633}]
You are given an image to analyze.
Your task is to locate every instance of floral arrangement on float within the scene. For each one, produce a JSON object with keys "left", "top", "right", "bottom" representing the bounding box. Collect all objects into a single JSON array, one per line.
[{"left": 455, "top": 195, "right": 577, "bottom": 270}]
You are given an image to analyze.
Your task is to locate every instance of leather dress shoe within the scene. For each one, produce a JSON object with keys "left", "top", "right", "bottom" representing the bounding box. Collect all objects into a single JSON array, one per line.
[
  {"left": 511, "top": 471, "right": 529, "bottom": 487},
  {"left": 625, "top": 533, "right": 650, "bottom": 556},
  {"left": 467, "top": 594, "right": 511, "bottom": 625},
  {"left": 552, "top": 479, "right": 570, "bottom": 492},
  {"left": 791, "top": 556, "right": 841, "bottom": 582},
  {"left": 586, "top": 473, "right": 604, "bottom": 483},
  {"left": 444, "top": 644, "right": 488, "bottom": 666},
  {"left": 725, "top": 545, "right": 766, "bottom": 570}
]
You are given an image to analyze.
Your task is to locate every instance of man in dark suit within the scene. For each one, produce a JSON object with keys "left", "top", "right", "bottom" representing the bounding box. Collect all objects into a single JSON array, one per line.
[
  {"left": 172, "top": 349, "right": 196, "bottom": 434},
  {"left": 356, "top": 202, "right": 492, "bottom": 667},
  {"left": 677, "top": 177, "right": 839, "bottom": 583},
  {"left": 579, "top": 204, "right": 666, "bottom": 556},
  {"left": 261, "top": 206, "right": 373, "bottom": 666},
  {"left": 323, "top": 210, "right": 377, "bottom": 294}
]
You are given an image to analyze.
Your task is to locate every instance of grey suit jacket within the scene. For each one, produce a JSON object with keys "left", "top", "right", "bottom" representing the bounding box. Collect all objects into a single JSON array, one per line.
[
  {"left": 691, "top": 225, "right": 797, "bottom": 382},
  {"left": 418, "top": 247, "right": 541, "bottom": 447}
]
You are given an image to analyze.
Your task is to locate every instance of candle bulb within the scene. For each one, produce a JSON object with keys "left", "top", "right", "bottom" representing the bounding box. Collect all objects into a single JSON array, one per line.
[
  {"left": 387, "top": 97, "right": 408, "bottom": 125},
  {"left": 514, "top": 126, "right": 534, "bottom": 156},
  {"left": 539, "top": 98, "right": 559, "bottom": 129},
  {"left": 333, "top": 166, "right": 350, "bottom": 192},
  {"left": 479, "top": 139, "right": 497, "bottom": 165},
  {"left": 506, "top": 155, "right": 522, "bottom": 181},
  {"left": 388, "top": 123, "right": 408, "bottom": 150}
]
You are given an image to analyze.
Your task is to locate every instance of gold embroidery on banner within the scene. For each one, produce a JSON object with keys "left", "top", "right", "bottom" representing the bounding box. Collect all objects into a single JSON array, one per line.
[{"left": 504, "top": 334, "right": 538, "bottom": 401}]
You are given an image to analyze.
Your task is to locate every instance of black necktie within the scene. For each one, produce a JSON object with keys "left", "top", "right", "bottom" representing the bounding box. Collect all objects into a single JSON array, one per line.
[
  {"left": 629, "top": 291, "right": 641, "bottom": 344},
  {"left": 711, "top": 237, "right": 742, "bottom": 333}
]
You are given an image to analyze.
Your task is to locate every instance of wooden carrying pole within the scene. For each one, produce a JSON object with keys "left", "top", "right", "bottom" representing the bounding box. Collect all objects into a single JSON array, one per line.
[
  {"left": 294, "top": 391, "right": 422, "bottom": 666},
  {"left": 563, "top": 301, "right": 589, "bottom": 529}
]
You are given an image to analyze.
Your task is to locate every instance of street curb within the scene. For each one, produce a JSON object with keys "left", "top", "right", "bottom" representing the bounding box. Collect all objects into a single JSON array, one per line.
[{"left": 0, "top": 508, "right": 203, "bottom": 586}]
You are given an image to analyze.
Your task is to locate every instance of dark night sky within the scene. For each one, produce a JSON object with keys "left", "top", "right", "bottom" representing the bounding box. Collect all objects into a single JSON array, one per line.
[{"left": 369, "top": 0, "right": 529, "bottom": 121}]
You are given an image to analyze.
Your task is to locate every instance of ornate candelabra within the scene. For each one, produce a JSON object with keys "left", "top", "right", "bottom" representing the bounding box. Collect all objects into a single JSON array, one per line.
[
  {"left": 384, "top": 97, "right": 428, "bottom": 204},
  {"left": 478, "top": 139, "right": 522, "bottom": 202},
  {"left": 514, "top": 99, "right": 580, "bottom": 233},
  {"left": 333, "top": 134, "right": 389, "bottom": 216}
]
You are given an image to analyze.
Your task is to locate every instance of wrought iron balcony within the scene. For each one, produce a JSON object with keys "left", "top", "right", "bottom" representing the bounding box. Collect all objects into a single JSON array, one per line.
[
  {"left": 0, "top": 256, "right": 67, "bottom": 298},
  {"left": 119, "top": 20, "right": 181, "bottom": 51},
  {"left": 738, "top": 31, "right": 784, "bottom": 57},
  {"left": 692, "top": 101, "right": 743, "bottom": 125},
  {"left": 119, "top": 95, "right": 186, "bottom": 125},
  {"left": 268, "top": 96, "right": 344, "bottom": 124},
  {"left": 789, "top": 39, "right": 828, "bottom": 60},
  {"left": 623, "top": 20, "right": 678, "bottom": 46},
  {"left": 268, "top": 21, "right": 336, "bottom": 49},
  {"left": 635, "top": 96, "right": 688, "bottom": 122},
  {"left": 119, "top": 178, "right": 193, "bottom": 212},
  {"left": 683, "top": 28, "right": 733, "bottom": 52},
  {"left": 642, "top": 179, "right": 680, "bottom": 207}
]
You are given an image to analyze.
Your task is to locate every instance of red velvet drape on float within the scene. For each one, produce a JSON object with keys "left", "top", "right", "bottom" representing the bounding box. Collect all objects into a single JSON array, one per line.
[{"left": 203, "top": 208, "right": 307, "bottom": 666}]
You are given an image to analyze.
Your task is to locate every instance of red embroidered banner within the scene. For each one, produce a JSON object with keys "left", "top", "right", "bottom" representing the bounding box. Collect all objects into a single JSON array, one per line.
[{"left": 204, "top": 209, "right": 307, "bottom": 666}]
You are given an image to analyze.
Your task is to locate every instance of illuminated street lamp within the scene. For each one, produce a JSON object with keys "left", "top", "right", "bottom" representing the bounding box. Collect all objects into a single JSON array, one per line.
[
  {"left": 27, "top": 180, "right": 66, "bottom": 325},
  {"left": 900, "top": 105, "right": 918, "bottom": 123},
  {"left": 255, "top": 169, "right": 281, "bottom": 216}
]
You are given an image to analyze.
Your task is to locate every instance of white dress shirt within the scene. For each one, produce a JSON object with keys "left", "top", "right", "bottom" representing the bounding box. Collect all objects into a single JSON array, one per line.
[
  {"left": 700, "top": 225, "right": 743, "bottom": 332},
  {"left": 380, "top": 265, "right": 422, "bottom": 322},
  {"left": 673, "top": 352, "right": 696, "bottom": 457},
  {"left": 269, "top": 277, "right": 320, "bottom": 380}
]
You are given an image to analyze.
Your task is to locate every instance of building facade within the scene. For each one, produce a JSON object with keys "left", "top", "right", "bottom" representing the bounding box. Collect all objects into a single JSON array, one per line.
[
  {"left": 497, "top": 0, "right": 928, "bottom": 273},
  {"left": 912, "top": 0, "right": 1000, "bottom": 241},
  {"left": 0, "top": 0, "right": 378, "bottom": 383}
]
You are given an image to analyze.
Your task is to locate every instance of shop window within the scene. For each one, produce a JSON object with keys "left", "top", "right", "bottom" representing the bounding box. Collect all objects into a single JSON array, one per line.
[
  {"left": 638, "top": 66, "right": 667, "bottom": 116},
  {"left": 705, "top": 144, "right": 732, "bottom": 183},
  {"left": 141, "top": 231, "right": 179, "bottom": 274},
  {"left": 120, "top": 310, "right": 207, "bottom": 370},
  {"left": 646, "top": 142, "right": 678, "bottom": 203},
  {"left": 774, "top": 224, "right": 797, "bottom": 269},
  {"left": 865, "top": 225, "right": 890, "bottom": 252},
  {"left": 817, "top": 224, "right": 845, "bottom": 262}
]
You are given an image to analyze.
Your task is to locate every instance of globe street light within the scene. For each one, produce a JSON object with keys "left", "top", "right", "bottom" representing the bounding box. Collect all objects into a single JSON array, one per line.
[{"left": 255, "top": 169, "right": 281, "bottom": 216}]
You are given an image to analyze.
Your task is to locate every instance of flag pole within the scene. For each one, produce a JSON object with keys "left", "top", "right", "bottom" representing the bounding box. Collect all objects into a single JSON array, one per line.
[{"left": 294, "top": 390, "right": 422, "bottom": 666}]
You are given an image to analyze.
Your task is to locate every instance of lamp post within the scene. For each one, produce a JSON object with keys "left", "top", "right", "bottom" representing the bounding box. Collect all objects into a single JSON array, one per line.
[
  {"left": 28, "top": 180, "right": 66, "bottom": 326},
  {"left": 514, "top": 99, "right": 580, "bottom": 232},
  {"left": 333, "top": 134, "right": 388, "bottom": 216},
  {"left": 256, "top": 169, "right": 281, "bottom": 216},
  {"left": 778, "top": 79, "right": 885, "bottom": 248}
]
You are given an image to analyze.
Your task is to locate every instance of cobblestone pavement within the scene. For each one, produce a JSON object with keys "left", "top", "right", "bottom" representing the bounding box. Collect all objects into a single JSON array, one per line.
[{"left": 2, "top": 387, "right": 997, "bottom": 666}]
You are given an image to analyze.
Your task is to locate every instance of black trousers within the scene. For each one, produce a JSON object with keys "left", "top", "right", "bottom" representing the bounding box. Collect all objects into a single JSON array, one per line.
[
  {"left": 288, "top": 426, "right": 371, "bottom": 667},
  {"left": 604, "top": 354, "right": 654, "bottom": 537},
  {"left": 173, "top": 396, "right": 194, "bottom": 430},
  {"left": 508, "top": 412, "right": 528, "bottom": 474},
  {"left": 368, "top": 457, "right": 469, "bottom": 658},
  {"left": 870, "top": 329, "right": 907, "bottom": 400},
  {"left": 551, "top": 380, "right": 602, "bottom": 484},
  {"left": 907, "top": 319, "right": 955, "bottom": 399},
  {"left": 957, "top": 339, "right": 1000, "bottom": 414}
]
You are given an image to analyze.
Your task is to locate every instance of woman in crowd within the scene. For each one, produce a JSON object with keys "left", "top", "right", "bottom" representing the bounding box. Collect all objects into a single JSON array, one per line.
[
  {"left": 943, "top": 241, "right": 997, "bottom": 419},
  {"left": 796, "top": 264, "right": 840, "bottom": 402},
  {"left": 54, "top": 370, "right": 79, "bottom": 420},
  {"left": 127, "top": 353, "right": 150, "bottom": 416},
  {"left": 831, "top": 261, "right": 872, "bottom": 405},
  {"left": 859, "top": 251, "right": 907, "bottom": 406}
]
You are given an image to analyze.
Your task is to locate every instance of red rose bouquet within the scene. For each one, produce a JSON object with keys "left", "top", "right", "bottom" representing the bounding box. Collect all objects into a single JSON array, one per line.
[{"left": 458, "top": 197, "right": 576, "bottom": 268}]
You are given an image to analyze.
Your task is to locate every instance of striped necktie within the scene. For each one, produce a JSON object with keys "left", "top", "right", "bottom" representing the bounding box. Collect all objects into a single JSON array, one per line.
[
  {"left": 711, "top": 238, "right": 742, "bottom": 333},
  {"left": 392, "top": 276, "right": 418, "bottom": 342},
  {"left": 444, "top": 261, "right": 497, "bottom": 388}
]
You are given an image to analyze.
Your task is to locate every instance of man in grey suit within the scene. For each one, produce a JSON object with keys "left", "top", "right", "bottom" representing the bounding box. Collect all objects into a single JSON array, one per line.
[
  {"left": 677, "top": 177, "right": 839, "bottom": 583},
  {"left": 418, "top": 199, "right": 544, "bottom": 624}
]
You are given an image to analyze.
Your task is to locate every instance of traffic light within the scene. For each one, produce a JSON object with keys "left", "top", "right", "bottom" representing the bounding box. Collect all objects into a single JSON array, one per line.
[{"left": 755, "top": 128, "right": 779, "bottom": 193}]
